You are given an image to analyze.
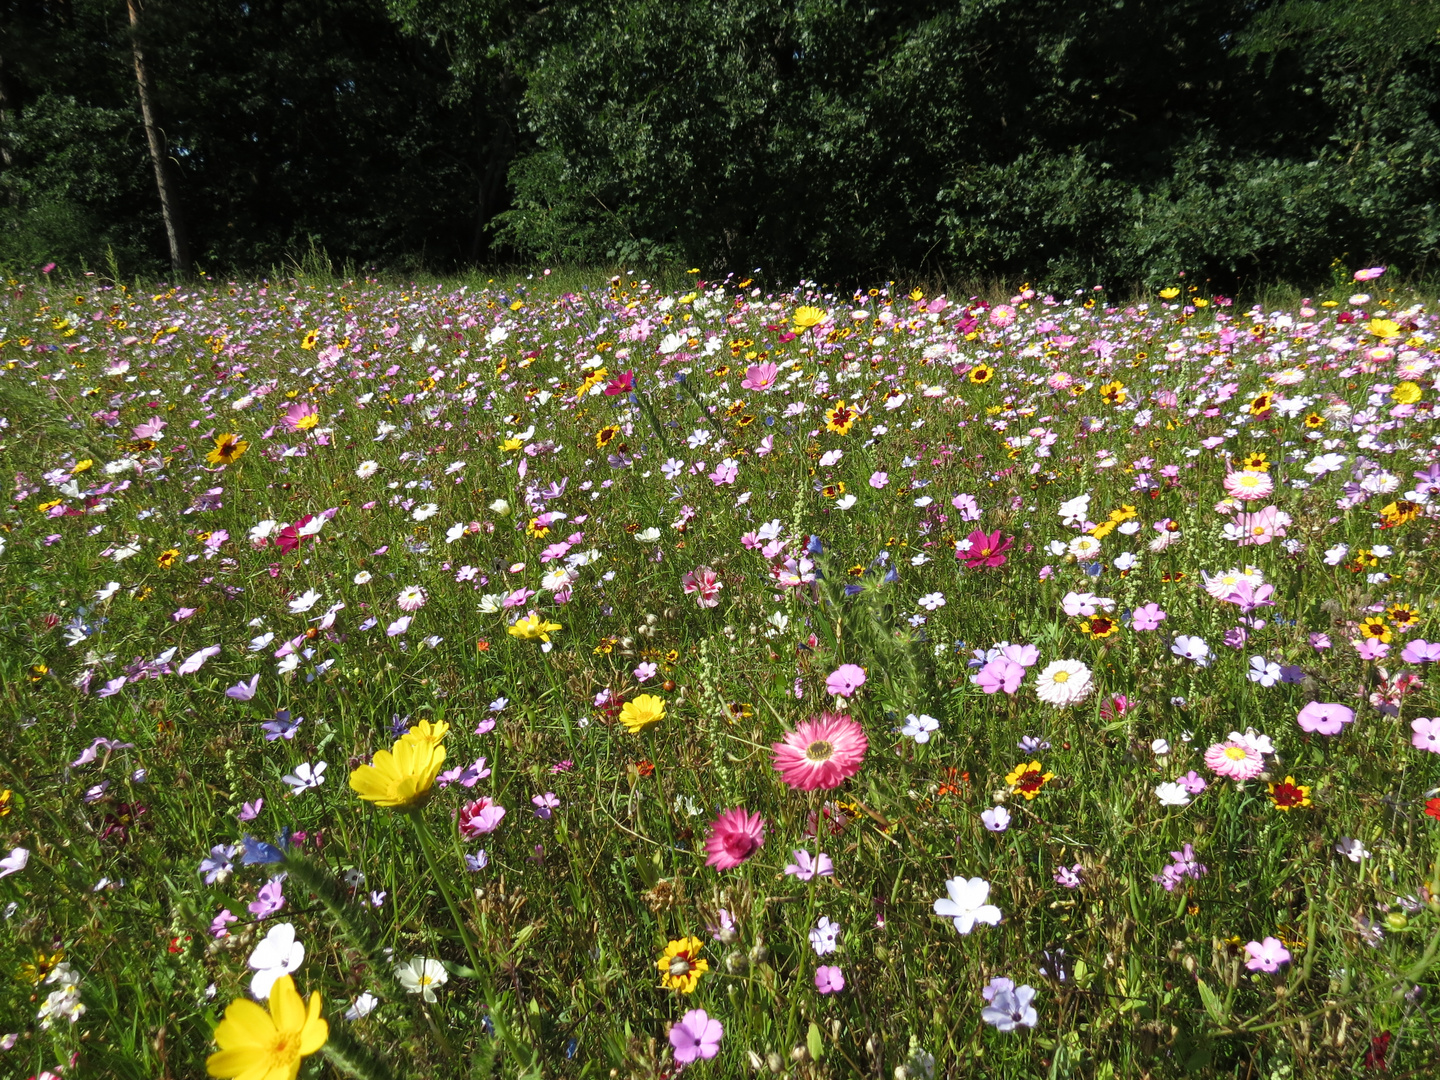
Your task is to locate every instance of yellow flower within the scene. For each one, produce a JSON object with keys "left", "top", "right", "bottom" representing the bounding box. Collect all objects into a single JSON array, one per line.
[
  {"left": 619, "top": 694, "right": 666, "bottom": 734},
  {"left": 158, "top": 548, "right": 181, "bottom": 568},
  {"left": 1159, "top": 287, "right": 1180, "bottom": 299},
  {"left": 500, "top": 437, "right": 524, "bottom": 452},
  {"left": 595, "top": 425, "right": 621, "bottom": 449},
  {"left": 508, "top": 611, "right": 562, "bottom": 643},
  {"left": 207, "top": 434, "right": 249, "bottom": 466},
  {"left": 1004, "top": 761, "right": 1054, "bottom": 800},
  {"left": 72, "top": 459, "right": 93, "bottom": 475},
  {"left": 0, "top": 788, "right": 11, "bottom": 817},
  {"left": 792, "top": 306, "right": 827, "bottom": 330},
  {"left": 349, "top": 736, "right": 446, "bottom": 810},
  {"left": 401, "top": 718, "right": 450, "bottom": 749},
  {"left": 300, "top": 330, "right": 320, "bottom": 350},
  {"left": 969, "top": 364, "right": 995, "bottom": 385},
  {"left": 1391, "top": 381, "right": 1422, "bottom": 404},
  {"left": 657, "top": 937, "right": 709, "bottom": 994},
  {"left": 206, "top": 974, "right": 327, "bottom": 1080},
  {"left": 1098, "top": 380, "right": 1127, "bottom": 404},
  {"left": 824, "top": 401, "right": 857, "bottom": 435},
  {"left": 1368, "top": 318, "right": 1401, "bottom": 340}
]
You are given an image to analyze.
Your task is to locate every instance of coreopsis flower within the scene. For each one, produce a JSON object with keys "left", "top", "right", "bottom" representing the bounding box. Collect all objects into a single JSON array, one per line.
[
  {"left": 205, "top": 975, "right": 327, "bottom": 1080},
  {"left": 349, "top": 734, "right": 446, "bottom": 811},
  {"left": 1268, "top": 776, "right": 1311, "bottom": 811},
  {"left": 206, "top": 434, "right": 249, "bottom": 466},
  {"left": 619, "top": 694, "right": 666, "bottom": 734},
  {"left": 657, "top": 937, "right": 709, "bottom": 993},
  {"left": 704, "top": 807, "right": 765, "bottom": 870},
  {"left": 1005, "top": 761, "right": 1054, "bottom": 800},
  {"left": 508, "top": 610, "right": 561, "bottom": 643},
  {"left": 1034, "top": 659, "right": 1093, "bottom": 707},
  {"left": 771, "top": 712, "right": 868, "bottom": 790},
  {"left": 825, "top": 400, "right": 857, "bottom": 435}
]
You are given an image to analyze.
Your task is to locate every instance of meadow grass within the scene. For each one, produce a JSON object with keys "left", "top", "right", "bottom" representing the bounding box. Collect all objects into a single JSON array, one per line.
[{"left": 1, "top": 268, "right": 1439, "bottom": 1080}]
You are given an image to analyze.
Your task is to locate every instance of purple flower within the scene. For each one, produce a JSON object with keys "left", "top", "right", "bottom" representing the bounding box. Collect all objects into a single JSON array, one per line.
[
  {"left": 1178, "top": 771, "right": 1208, "bottom": 795},
  {"left": 1131, "top": 603, "right": 1167, "bottom": 631},
  {"left": 1244, "top": 937, "right": 1292, "bottom": 972},
  {"left": 247, "top": 875, "right": 286, "bottom": 917},
  {"left": 981, "top": 978, "right": 1037, "bottom": 1031},
  {"left": 1296, "top": 702, "right": 1355, "bottom": 736},
  {"left": 70, "top": 737, "right": 135, "bottom": 767},
  {"left": 1154, "top": 844, "right": 1207, "bottom": 891},
  {"left": 226, "top": 675, "right": 260, "bottom": 701},
  {"left": 1309, "top": 632, "right": 1332, "bottom": 651},
  {"left": 1354, "top": 637, "right": 1389, "bottom": 661},
  {"left": 437, "top": 756, "right": 491, "bottom": 789},
  {"left": 199, "top": 844, "right": 236, "bottom": 885},
  {"left": 464, "top": 851, "right": 489, "bottom": 872},
  {"left": 669, "top": 1008, "right": 723, "bottom": 1064},
  {"left": 211, "top": 909, "right": 238, "bottom": 938},
  {"left": 531, "top": 792, "right": 561, "bottom": 819},
  {"left": 1053, "top": 864, "right": 1082, "bottom": 889},
  {"left": 981, "top": 806, "right": 1011, "bottom": 832},
  {"left": 238, "top": 799, "right": 264, "bottom": 822},
  {"left": 784, "top": 849, "right": 835, "bottom": 881},
  {"left": 825, "top": 664, "right": 867, "bottom": 698},
  {"left": 973, "top": 657, "right": 1025, "bottom": 695},
  {"left": 386, "top": 615, "right": 412, "bottom": 637},
  {"left": 260, "top": 710, "right": 302, "bottom": 741},
  {"left": 1402, "top": 639, "right": 1440, "bottom": 664},
  {"left": 1017, "top": 735, "right": 1051, "bottom": 753},
  {"left": 814, "top": 965, "right": 846, "bottom": 994},
  {"left": 1411, "top": 717, "right": 1440, "bottom": 753}
]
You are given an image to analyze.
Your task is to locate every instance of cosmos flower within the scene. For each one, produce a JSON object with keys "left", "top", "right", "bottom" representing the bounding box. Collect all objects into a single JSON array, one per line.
[
  {"left": 959, "top": 529, "right": 1013, "bottom": 569},
  {"left": 772, "top": 712, "right": 868, "bottom": 790}
]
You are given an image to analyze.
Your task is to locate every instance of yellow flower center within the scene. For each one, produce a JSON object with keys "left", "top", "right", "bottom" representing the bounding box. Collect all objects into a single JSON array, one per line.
[
  {"left": 1052, "top": 671, "right": 1070, "bottom": 684},
  {"left": 1224, "top": 746, "right": 1248, "bottom": 761},
  {"left": 806, "top": 740, "right": 834, "bottom": 762}
]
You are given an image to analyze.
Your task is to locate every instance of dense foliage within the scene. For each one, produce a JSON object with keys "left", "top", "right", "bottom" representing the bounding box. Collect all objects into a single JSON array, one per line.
[
  {"left": 2, "top": 265, "right": 1440, "bottom": 1078},
  {"left": 3, "top": 0, "right": 1439, "bottom": 284}
]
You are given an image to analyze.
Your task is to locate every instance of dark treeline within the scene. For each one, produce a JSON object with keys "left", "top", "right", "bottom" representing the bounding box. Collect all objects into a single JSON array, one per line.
[{"left": 2, "top": 0, "right": 1438, "bottom": 287}]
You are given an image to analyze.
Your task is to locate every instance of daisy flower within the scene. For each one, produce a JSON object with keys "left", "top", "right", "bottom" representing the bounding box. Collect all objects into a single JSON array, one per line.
[
  {"left": 1203, "top": 741, "right": 1264, "bottom": 781},
  {"left": 704, "top": 807, "right": 765, "bottom": 870},
  {"left": 772, "top": 713, "right": 868, "bottom": 790},
  {"left": 1034, "top": 659, "right": 1093, "bottom": 707}
]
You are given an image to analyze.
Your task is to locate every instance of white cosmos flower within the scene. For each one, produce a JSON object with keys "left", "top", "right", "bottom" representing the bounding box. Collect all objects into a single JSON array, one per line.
[
  {"left": 1034, "top": 659, "right": 1093, "bottom": 707},
  {"left": 1154, "top": 782, "right": 1191, "bottom": 807},
  {"left": 835, "top": 494, "right": 858, "bottom": 510},
  {"left": 933, "top": 876, "right": 1002, "bottom": 934},
  {"left": 288, "top": 589, "right": 322, "bottom": 614},
  {"left": 395, "top": 957, "right": 449, "bottom": 1002}
]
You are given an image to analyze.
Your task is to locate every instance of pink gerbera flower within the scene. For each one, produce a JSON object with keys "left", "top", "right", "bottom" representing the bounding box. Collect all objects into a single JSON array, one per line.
[
  {"left": 704, "top": 807, "right": 766, "bottom": 870},
  {"left": 1203, "top": 741, "right": 1265, "bottom": 781},
  {"left": 772, "top": 712, "right": 868, "bottom": 790}
]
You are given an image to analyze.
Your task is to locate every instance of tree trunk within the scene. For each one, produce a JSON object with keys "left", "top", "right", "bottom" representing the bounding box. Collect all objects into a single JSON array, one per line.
[{"left": 126, "top": 0, "right": 190, "bottom": 279}]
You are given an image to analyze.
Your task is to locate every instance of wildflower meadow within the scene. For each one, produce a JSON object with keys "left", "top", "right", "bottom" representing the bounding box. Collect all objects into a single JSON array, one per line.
[{"left": 2, "top": 266, "right": 1440, "bottom": 1079}]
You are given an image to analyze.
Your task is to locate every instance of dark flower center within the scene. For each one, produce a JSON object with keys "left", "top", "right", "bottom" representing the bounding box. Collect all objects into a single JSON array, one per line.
[{"left": 805, "top": 740, "right": 834, "bottom": 762}]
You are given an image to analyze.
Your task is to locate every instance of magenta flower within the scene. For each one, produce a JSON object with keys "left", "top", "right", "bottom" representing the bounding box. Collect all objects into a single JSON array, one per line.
[
  {"left": 1000, "top": 643, "right": 1039, "bottom": 667},
  {"left": 740, "top": 362, "right": 779, "bottom": 392},
  {"left": 814, "top": 965, "right": 846, "bottom": 994},
  {"left": 1244, "top": 937, "right": 1292, "bottom": 972},
  {"left": 669, "top": 1008, "right": 723, "bottom": 1063},
  {"left": 1402, "top": 639, "right": 1440, "bottom": 663},
  {"left": 1411, "top": 717, "right": 1440, "bottom": 753},
  {"left": 825, "top": 664, "right": 867, "bottom": 698},
  {"left": 531, "top": 792, "right": 560, "bottom": 819},
  {"left": 1131, "top": 603, "right": 1167, "bottom": 631},
  {"left": 458, "top": 797, "right": 507, "bottom": 838},
  {"left": 704, "top": 807, "right": 765, "bottom": 870},
  {"left": 1353, "top": 637, "right": 1389, "bottom": 661},
  {"left": 210, "top": 908, "right": 238, "bottom": 938},
  {"left": 973, "top": 657, "right": 1025, "bottom": 695},
  {"left": 1309, "top": 632, "right": 1332, "bottom": 650},
  {"left": 682, "top": 565, "right": 724, "bottom": 608},
  {"left": 280, "top": 401, "right": 319, "bottom": 433},
  {"left": 247, "top": 876, "right": 286, "bottom": 917},
  {"left": 959, "top": 528, "right": 1013, "bottom": 569},
  {"left": 602, "top": 370, "right": 635, "bottom": 396},
  {"left": 1296, "top": 702, "right": 1355, "bottom": 736}
]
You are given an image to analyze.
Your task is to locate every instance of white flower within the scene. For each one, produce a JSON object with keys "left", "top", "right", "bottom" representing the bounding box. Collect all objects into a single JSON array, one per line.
[
  {"left": 344, "top": 992, "right": 380, "bottom": 1020},
  {"left": 809, "top": 916, "right": 841, "bottom": 956},
  {"left": 818, "top": 449, "right": 843, "bottom": 467},
  {"left": 1154, "top": 782, "right": 1191, "bottom": 807},
  {"left": 354, "top": 570, "right": 373, "bottom": 585},
  {"left": 281, "top": 761, "right": 327, "bottom": 795},
  {"left": 980, "top": 806, "right": 1011, "bottom": 832},
  {"left": 488, "top": 498, "right": 511, "bottom": 517},
  {"left": 1113, "top": 551, "right": 1139, "bottom": 571},
  {"left": 0, "top": 848, "right": 29, "bottom": 877},
  {"left": 635, "top": 527, "right": 662, "bottom": 542},
  {"left": 917, "top": 592, "right": 946, "bottom": 611},
  {"left": 478, "top": 594, "right": 504, "bottom": 614},
  {"left": 1335, "top": 837, "right": 1371, "bottom": 863},
  {"left": 901, "top": 714, "right": 940, "bottom": 743},
  {"left": 1057, "top": 492, "right": 1091, "bottom": 527},
  {"left": 355, "top": 460, "right": 379, "bottom": 478},
  {"left": 1150, "top": 738, "right": 1171, "bottom": 756},
  {"left": 95, "top": 581, "right": 121, "bottom": 602},
  {"left": 1304, "top": 453, "right": 1347, "bottom": 476},
  {"left": 1323, "top": 544, "right": 1349, "bottom": 566},
  {"left": 933, "top": 876, "right": 1002, "bottom": 934},
  {"left": 1171, "top": 635, "right": 1212, "bottom": 667},
  {"left": 540, "top": 567, "right": 574, "bottom": 592},
  {"left": 835, "top": 494, "right": 858, "bottom": 510},
  {"left": 247, "top": 922, "right": 304, "bottom": 1000},
  {"left": 412, "top": 503, "right": 439, "bottom": 521},
  {"left": 1248, "top": 656, "right": 1281, "bottom": 687},
  {"left": 395, "top": 957, "right": 449, "bottom": 1002},
  {"left": 910, "top": 552, "right": 930, "bottom": 566},
  {"left": 1067, "top": 535, "right": 1102, "bottom": 559},
  {"left": 288, "top": 589, "right": 322, "bottom": 614},
  {"left": 1034, "top": 659, "right": 1093, "bottom": 707}
]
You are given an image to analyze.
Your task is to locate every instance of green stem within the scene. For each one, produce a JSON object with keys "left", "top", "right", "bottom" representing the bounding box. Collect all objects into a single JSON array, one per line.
[{"left": 407, "top": 807, "right": 486, "bottom": 980}]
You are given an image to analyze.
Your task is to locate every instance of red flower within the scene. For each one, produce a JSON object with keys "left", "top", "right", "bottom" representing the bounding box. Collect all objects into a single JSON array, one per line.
[
  {"left": 959, "top": 528, "right": 1013, "bottom": 569},
  {"left": 1425, "top": 798, "right": 1440, "bottom": 821},
  {"left": 1364, "top": 1032, "right": 1390, "bottom": 1070},
  {"left": 603, "top": 370, "right": 636, "bottom": 396}
]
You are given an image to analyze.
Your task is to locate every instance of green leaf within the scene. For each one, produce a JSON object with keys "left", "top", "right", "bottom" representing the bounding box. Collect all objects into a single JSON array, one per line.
[
  {"left": 1196, "top": 979, "right": 1228, "bottom": 1026},
  {"left": 806, "top": 1021, "right": 823, "bottom": 1062}
]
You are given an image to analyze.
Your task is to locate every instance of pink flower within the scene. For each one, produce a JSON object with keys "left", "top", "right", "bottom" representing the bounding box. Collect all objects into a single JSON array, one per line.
[
  {"left": 825, "top": 664, "right": 866, "bottom": 697},
  {"left": 1203, "top": 741, "right": 1265, "bottom": 781},
  {"left": 395, "top": 585, "right": 428, "bottom": 612},
  {"left": 708, "top": 458, "right": 739, "bottom": 486},
  {"left": 211, "top": 908, "right": 239, "bottom": 938},
  {"left": 1000, "top": 643, "right": 1040, "bottom": 668},
  {"left": 959, "top": 529, "right": 1013, "bottom": 569},
  {"left": 1244, "top": 937, "right": 1292, "bottom": 972},
  {"left": 1402, "top": 639, "right": 1440, "bottom": 663},
  {"left": 741, "top": 362, "right": 779, "bottom": 391},
  {"left": 669, "top": 1008, "right": 723, "bottom": 1063},
  {"left": 1411, "top": 717, "right": 1440, "bottom": 753},
  {"left": 772, "top": 713, "right": 868, "bottom": 790},
  {"left": 1353, "top": 637, "right": 1389, "bottom": 660},
  {"left": 1224, "top": 580, "right": 1275, "bottom": 613},
  {"left": 682, "top": 565, "right": 723, "bottom": 608},
  {"left": 704, "top": 807, "right": 765, "bottom": 870},
  {"left": 1231, "top": 505, "right": 1290, "bottom": 545},
  {"left": 280, "top": 401, "right": 319, "bottom": 433},
  {"left": 603, "top": 370, "right": 635, "bottom": 395},
  {"left": 1131, "top": 603, "right": 1167, "bottom": 630},
  {"left": 1222, "top": 470, "right": 1274, "bottom": 502},
  {"left": 1296, "top": 701, "right": 1355, "bottom": 736},
  {"left": 458, "top": 797, "right": 506, "bottom": 838},
  {"left": 1309, "top": 632, "right": 1332, "bottom": 651},
  {"left": 973, "top": 657, "right": 1025, "bottom": 695},
  {"left": 869, "top": 471, "right": 889, "bottom": 489},
  {"left": 247, "top": 876, "right": 286, "bottom": 917},
  {"left": 814, "top": 965, "right": 846, "bottom": 994},
  {"left": 1353, "top": 266, "right": 1387, "bottom": 281}
]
